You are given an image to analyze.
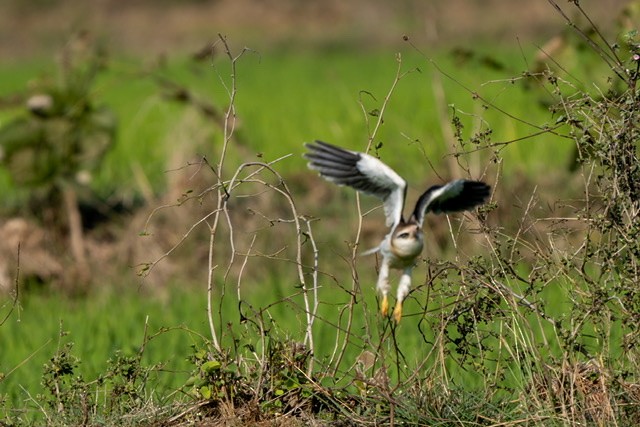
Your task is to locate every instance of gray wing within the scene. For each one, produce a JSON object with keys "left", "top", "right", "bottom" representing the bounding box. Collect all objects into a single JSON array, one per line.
[
  {"left": 304, "top": 140, "right": 407, "bottom": 228},
  {"left": 411, "top": 179, "right": 490, "bottom": 227}
]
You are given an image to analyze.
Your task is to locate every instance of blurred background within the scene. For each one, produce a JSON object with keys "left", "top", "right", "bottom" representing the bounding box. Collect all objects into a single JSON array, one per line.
[{"left": 0, "top": 0, "right": 631, "bottom": 59}]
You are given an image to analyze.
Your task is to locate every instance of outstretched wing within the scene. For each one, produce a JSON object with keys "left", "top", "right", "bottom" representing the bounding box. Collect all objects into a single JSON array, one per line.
[
  {"left": 304, "top": 140, "right": 407, "bottom": 228},
  {"left": 411, "top": 179, "right": 490, "bottom": 227}
]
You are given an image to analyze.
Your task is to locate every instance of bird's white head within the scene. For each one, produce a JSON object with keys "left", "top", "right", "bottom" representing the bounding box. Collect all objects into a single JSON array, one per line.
[{"left": 390, "top": 222, "right": 424, "bottom": 259}]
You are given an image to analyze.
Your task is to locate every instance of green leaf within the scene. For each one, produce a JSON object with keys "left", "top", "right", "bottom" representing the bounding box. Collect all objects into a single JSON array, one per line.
[
  {"left": 201, "top": 360, "right": 221, "bottom": 374},
  {"left": 199, "top": 385, "right": 212, "bottom": 399}
]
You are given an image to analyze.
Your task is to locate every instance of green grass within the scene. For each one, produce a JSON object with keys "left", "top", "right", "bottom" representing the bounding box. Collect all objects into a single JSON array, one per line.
[
  {"left": 2, "top": 263, "right": 631, "bottom": 423},
  {"left": 0, "top": 47, "right": 572, "bottom": 201},
  {"left": 0, "top": 272, "right": 518, "bottom": 412},
  {"left": 1, "top": 287, "right": 200, "bottom": 415}
]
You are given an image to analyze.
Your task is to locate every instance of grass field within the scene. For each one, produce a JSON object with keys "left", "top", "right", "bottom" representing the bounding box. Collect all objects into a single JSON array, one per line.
[
  {"left": 0, "top": 46, "right": 572, "bottom": 198},
  {"left": 1, "top": 22, "right": 639, "bottom": 425}
]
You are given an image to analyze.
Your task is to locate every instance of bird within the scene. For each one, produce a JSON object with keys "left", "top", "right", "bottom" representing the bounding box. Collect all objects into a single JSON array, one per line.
[{"left": 304, "top": 140, "right": 491, "bottom": 323}]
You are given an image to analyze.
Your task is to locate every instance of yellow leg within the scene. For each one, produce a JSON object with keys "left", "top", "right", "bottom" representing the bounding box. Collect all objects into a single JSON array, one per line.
[
  {"left": 393, "top": 301, "right": 403, "bottom": 323},
  {"left": 380, "top": 295, "right": 389, "bottom": 317}
]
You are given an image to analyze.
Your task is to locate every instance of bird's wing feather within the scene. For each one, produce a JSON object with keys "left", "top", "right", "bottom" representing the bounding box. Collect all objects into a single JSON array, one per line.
[
  {"left": 304, "top": 140, "right": 407, "bottom": 228},
  {"left": 412, "top": 179, "right": 491, "bottom": 227}
]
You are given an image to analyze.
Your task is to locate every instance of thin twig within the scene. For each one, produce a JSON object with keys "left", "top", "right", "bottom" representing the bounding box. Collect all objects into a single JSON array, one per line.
[
  {"left": 330, "top": 54, "right": 409, "bottom": 377},
  {"left": 223, "top": 159, "right": 319, "bottom": 363},
  {"left": 201, "top": 35, "right": 253, "bottom": 351},
  {"left": 0, "top": 243, "right": 21, "bottom": 327}
]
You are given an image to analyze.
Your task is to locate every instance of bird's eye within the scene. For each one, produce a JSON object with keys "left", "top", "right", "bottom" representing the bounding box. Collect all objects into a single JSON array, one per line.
[{"left": 398, "top": 232, "right": 410, "bottom": 238}]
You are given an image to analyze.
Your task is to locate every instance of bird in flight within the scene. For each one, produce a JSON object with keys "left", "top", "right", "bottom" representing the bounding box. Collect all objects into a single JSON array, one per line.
[{"left": 304, "top": 140, "right": 490, "bottom": 323}]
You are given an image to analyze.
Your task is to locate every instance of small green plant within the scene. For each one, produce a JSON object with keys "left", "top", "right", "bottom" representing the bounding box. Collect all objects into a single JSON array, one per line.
[
  {"left": 27, "top": 322, "right": 162, "bottom": 425},
  {"left": 104, "top": 350, "right": 147, "bottom": 412},
  {"left": 186, "top": 343, "right": 251, "bottom": 404},
  {"left": 182, "top": 332, "right": 324, "bottom": 423},
  {"left": 41, "top": 341, "right": 93, "bottom": 425}
]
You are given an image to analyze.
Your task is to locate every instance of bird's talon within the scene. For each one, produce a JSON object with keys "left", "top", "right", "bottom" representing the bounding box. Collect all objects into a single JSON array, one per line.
[
  {"left": 393, "top": 302, "right": 403, "bottom": 323},
  {"left": 380, "top": 296, "right": 389, "bottom": 317}
]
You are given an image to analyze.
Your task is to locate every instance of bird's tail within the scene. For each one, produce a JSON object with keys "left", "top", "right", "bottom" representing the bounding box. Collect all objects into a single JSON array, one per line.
[{"left": 360, "top": 246, "right": 380, "bottom": 257}]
